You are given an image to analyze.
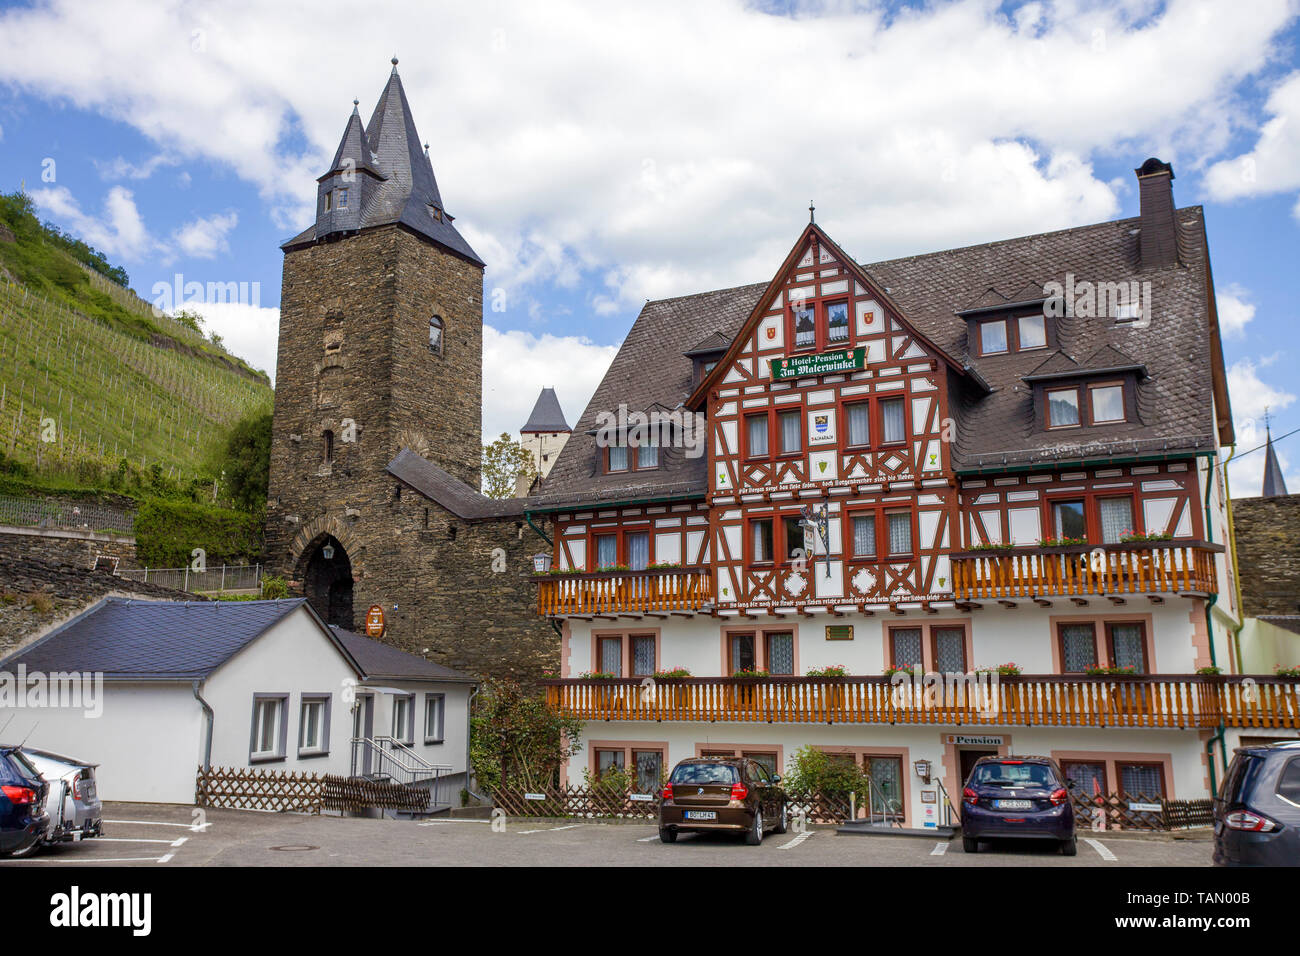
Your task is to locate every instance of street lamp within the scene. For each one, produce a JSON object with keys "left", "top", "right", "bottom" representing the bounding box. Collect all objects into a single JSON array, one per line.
[
  {"left": 321, "top": 542, "right": 335, "bottom": 560},
  {"left": 532, "top": 552, "right": 553, "bottom": 574}
]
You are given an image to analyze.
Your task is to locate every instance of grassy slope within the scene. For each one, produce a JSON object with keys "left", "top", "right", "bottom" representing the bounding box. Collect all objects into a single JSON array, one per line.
[{"left": 0, "top": 201, "right": 273, "bottom": 484}]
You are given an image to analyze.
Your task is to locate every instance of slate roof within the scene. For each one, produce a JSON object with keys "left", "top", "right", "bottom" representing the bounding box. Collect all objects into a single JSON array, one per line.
[
  {"left": 386, "top": 447, "right": 527, "bottom": 519},
  {"left": 521, "top": 387, "right": 571, "bottom": 433},
  {"left": 284, "top": 62, "right": 483, "bottom": 265},
  {"left": 0, "top": 598, "right": 331, "bottom": 681},
  {"left": 1257, "top": 616, "right": 1300, "bottom": 636},
  {"left": 1263, "top": 431, "right": 1289, "bottom": 498},
  {"left": 330, "top": 627, "right": 476, "bottom": 682},
  {"left": 535, "top": 205, "right": 1224, "bottom": 510}
]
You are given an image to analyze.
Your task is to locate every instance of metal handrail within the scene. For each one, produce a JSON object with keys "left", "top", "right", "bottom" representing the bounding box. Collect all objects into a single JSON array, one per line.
[
  {"left": 864, "top": 775, "right": 903, "bottom": 828},
  {"left": 934, "top": 778, "right": 958, "bottom": 828}
]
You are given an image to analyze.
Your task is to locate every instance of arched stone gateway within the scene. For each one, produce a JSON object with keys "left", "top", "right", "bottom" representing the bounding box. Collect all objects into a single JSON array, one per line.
[{"left": 300, "top": 534, "right": 354, "bottom": 629}]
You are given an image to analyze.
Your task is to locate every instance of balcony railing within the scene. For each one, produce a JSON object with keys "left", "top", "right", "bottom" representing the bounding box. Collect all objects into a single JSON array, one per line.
[
  {"left": 536, "top": 567, "right": 712, "bottom": 616},
  {"left": 949, "top": 541, "right": 1220, "bottom": 601},
  {"left": 543, "top": 674, "right": 1299, "bottom": 729}
]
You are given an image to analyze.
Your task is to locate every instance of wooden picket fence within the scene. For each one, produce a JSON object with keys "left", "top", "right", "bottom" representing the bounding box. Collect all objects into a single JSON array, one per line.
[
  {"left": 195, "top": 766, "right": 428, "bottom": 814},
  {"left": 492, "top": 786, "right": 854, "bottom": 823},
  {"left": 1069, "top": 791, "right": 1214, "bottom": 831}
]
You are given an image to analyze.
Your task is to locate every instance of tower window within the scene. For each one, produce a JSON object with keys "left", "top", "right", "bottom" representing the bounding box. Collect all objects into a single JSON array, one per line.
[
  {"left": 323, "top": 191, "right": 332, "bottom": 212},
  {"left": 323, "top": 430, "right": 335, "bottom": 464},
  {"left": 336, "top": 188, "right": 348, "bottom": 209},
  {"left": 429, "top": 315, "right": 444, "bottom": 354}
]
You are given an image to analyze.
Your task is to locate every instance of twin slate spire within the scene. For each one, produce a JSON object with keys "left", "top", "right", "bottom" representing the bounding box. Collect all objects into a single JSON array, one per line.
[{"left": 284, "top": 58, "right": 483, "bottom": 265}]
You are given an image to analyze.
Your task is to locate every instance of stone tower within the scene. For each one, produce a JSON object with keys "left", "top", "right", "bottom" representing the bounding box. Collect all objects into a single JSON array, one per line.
[
  {"left": 520, "top": 387, "right": 571, "bottom": 480},
  {"left": 264, "top": 61, "right": 555, "bottom": 685}
]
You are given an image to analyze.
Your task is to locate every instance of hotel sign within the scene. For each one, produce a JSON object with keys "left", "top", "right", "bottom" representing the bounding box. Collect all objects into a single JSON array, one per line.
[
  {"left": 365, "top": 604, "right": 386, "bottom": 638},
  {"left": 770, "top": 347, "right": 866, "bottom": 380},
  {"left": 946, "top": 734, "right": 1004, "bottom": 746}
]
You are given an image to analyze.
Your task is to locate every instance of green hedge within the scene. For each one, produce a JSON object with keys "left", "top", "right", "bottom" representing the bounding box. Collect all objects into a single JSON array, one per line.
[{"left": 134, "top": 498, "right": 263, "bottom": 567}]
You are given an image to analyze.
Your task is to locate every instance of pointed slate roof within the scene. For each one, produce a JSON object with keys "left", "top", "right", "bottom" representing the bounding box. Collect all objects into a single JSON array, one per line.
[
  {"left": 321, "top": 103, "right": 384, "bottom": 181},
  {"left": 521, "top": 387, "right": 571, "bottom": 433},
  {"left": 1023, "top": 344, "right": 1146, "bottom": 382},
  {"left": 285, "top": 61, "right": 483, "bottom": 265},
  {"left": 683, "top": 331, "right": 732, "bottom": 356},
  {"left": 1263, "top": 429, "right": 1289, "bottom": 497}
]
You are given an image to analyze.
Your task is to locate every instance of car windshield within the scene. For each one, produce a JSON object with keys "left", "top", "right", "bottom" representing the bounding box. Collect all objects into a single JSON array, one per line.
[
  {"left": 971, "top": 762, "right": 1056, "bottom": 788},
  {"left": 4, "top": 749, "right": 43, "bottom": 783},
  {"left": 670, "top": 763, "right": 739, "bottom": 785}
]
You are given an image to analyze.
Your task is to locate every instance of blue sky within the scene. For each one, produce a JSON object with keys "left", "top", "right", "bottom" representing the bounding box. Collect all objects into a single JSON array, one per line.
[{"left": 0, "top": 0, "right": 1297, "bottom": 495}]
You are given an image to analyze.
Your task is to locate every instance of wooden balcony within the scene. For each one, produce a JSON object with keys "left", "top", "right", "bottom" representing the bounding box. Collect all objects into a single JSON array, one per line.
[
  {"left": 949, "top": 541, "right": 1221, "bottom": 602},
  {"left": 543, "top": 674, "right": 1299, "bottom": 730},
  {"left": 536, "top": 567, "right": 713, "bottom": 617}
]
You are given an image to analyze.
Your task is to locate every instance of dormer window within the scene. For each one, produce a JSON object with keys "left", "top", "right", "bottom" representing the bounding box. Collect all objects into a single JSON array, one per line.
[
  {"left": 1045, "top": 381, "right": 1129, "bottom": 429},
  {"left": 428, "top": 315, "right": 443, "bottom": 354},
  {"left": 1090, "top": 383, "right": 1125, "bottom": 423},
  {"left": 975, "top": 313, "right": 1048, "bottom": 356},
  {"left": 1046, "top": 388, "right": 1081, "bottom": 428},
  {"left": 604, "top": 435, "right": 660, "bottom": 474}
]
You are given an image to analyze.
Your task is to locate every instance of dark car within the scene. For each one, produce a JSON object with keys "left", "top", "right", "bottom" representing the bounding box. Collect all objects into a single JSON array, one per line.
[
  {"left": 659, "top": 757, "right": 787, "bottom": 845},
  {"left": 961, "top": 755, "right": 1076, "bottom": 855},
  {"left": 1213, "top": 740, "right": 1300, "bottom": 866},
  {"left": 0, "top": 746, "right": 50, "bottom": 858}
]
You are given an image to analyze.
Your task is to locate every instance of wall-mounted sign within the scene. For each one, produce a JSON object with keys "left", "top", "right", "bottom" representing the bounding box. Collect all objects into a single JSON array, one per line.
[
  {"left": 365, "top": 604, "right": 386, "bottom": 638},
  {"left": 920, "top": 789, "right": 937, "bottom": 804},
  {"left": 770, "top": 347, "right": 866, "bottom": 380},
  {"left": 807, "top": 409, "right": 837, "bottom": 446},
  {"left": 945, "top": 734, "right": 1004, "bottom": 746},
  {"left": 825, "top": 625, "right": 854, "bottom": 641},
  {"left": 1128, "top": 802, "right": 1162, "bottom": 813}
]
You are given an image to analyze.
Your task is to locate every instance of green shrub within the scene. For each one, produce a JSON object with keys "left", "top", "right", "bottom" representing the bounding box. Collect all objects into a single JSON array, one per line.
[
  {"left": 781, "top": 745, "right": 866, "bottom": 797},
  {"left": 134, "top": 498, "right": 263, "bottom": 567}
]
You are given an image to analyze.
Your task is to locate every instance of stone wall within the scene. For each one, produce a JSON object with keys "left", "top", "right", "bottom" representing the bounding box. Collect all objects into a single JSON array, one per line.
[
  {"left": 1233, "top": 493, "right": 1300, "bottom": 616},
  {"left": 0, "top": 526, "right": 137, "bottom": 571},
  {"left": 0, "top": 547, "right": 197, "bottom": 658},
  {"left": 266, "top": 222, "right": 556, "bottom": 683}
]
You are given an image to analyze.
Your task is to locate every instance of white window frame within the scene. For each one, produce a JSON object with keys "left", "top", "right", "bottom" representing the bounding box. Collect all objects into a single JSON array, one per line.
[
  {"left": 423, "top": 694, "right": 446, "bottom": 744},
  {"left": 250, "top": 694, "right": 288, "bottom": 762},
  {"left": 298, "top": 694, "right": 332, "bottom": 757},
  {"left": 392, "top": 694, "right": 415, "bottom": 745}
]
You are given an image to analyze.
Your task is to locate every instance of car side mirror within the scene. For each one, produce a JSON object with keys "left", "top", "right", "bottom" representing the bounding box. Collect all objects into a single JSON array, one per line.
[{"left": 772, "top": 774, "right": 782, "bottom": 783}]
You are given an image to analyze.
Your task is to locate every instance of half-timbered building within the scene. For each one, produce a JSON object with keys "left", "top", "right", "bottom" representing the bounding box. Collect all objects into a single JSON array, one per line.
[{"left": 527, "top": 159, "right": 1299, "bottom": 822}]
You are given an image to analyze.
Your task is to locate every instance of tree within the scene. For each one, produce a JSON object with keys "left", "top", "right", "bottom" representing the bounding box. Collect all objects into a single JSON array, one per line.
[
  {"left": 481, "top": 432, "right": 536, "bottom": 499},
  {"left": 781, "top": 745, "right": 868, "bottom": 797},
  {"left": 469, "top": 678, "right": 583, "bottom": 793},
  {"left": 219, "top": 408, "right": 273, "bottom": 514}
]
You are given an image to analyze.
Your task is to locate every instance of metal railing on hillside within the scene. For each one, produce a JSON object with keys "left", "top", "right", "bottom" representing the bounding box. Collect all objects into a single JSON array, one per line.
[
  {"left": 0, "top": 493, "right": 135, "bottom": 534},
  {"left": 116, "top": 563, "right": 261, "bottom": 593}
]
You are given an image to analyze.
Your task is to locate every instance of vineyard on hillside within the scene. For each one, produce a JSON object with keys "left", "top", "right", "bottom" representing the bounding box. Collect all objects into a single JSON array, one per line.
[{"left": 0, "top": 276, "right": 272, "bottom": 483}]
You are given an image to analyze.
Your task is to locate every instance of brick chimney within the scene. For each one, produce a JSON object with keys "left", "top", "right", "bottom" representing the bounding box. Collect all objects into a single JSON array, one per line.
[{"left": 1135, "top": 158, "right": 1178, "bottom": 270}]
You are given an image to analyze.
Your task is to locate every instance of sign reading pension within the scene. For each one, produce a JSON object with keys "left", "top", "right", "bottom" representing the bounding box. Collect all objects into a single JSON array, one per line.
[{"left": 770, "top": 347, "right": 866, "bottom": 380}]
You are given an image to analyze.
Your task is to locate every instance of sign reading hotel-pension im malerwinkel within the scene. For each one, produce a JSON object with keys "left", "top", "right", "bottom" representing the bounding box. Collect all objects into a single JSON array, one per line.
[{"left": 770, "top": 347, "right": 866, "bottom": 380}]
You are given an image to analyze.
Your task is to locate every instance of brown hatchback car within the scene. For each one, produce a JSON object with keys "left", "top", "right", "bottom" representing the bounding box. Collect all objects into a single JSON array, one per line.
[{"left": 659, "top": 757, "right": 788, "bottom": 845}]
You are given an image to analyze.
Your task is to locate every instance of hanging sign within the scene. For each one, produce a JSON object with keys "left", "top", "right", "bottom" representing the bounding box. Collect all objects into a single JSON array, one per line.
[
  {"left": 365, "top": 604, "right": 386, "bottom": 638},
  {"left": 770, "top": 347, "right": 866, "bottom": 380}
]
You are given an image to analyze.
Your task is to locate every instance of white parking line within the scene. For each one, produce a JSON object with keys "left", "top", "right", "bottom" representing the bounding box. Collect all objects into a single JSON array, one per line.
[
  {"left": 518, "top": 824, "right": 583, "bottom": 834},
  {"left": 95, "top": 837, "right": 176, "bottom": 844},
  {"left": 931, "top": 841, "right": 949, "bottom": 855},
  {"left": 1083, "top": 837, "right": 1117, "bottom": 861},
  {"left": 775, "top": 831, "right": 815, "bottom": 850},
  {"left": 157, "top": 853, "right": 175, "bottom": 863},
  {"left": 418, "top": 819, "right": 493, "bottom": 826},
  {"left": 636, "top": 834, "right": 660, "bottom": 842},
  {"left": 103, "top": 819, "right": 211, "bottom": 831}
]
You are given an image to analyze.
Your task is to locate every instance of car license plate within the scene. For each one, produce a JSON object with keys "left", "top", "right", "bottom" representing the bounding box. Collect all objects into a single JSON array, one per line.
[
  {"left": 995, "top": 799, "right": 1033, "bottom": 810},
  {"left": 684, "top": 810, "right": 717, "bottom": 820}
]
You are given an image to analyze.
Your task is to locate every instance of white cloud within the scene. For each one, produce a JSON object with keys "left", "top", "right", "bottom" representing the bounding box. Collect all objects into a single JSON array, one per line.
[
  {"left": 1227, "top": 413, "right": 1300, "bottom": 499},
  {"left": 481, "top": 325, "right": 617, "bottom": 442},
  {"left": 189, "top": 300, "right": 280, "bottom": 383},
  {"left": 172, "top": 211, "right": 238, "bottom": 258},
  {"left": 0, "top": 0, "right": 1294, "bottom": 309},
  {"left": 1226, "top": 356, "right": 1299, "bottom": 497},
  {"left": 1217, "top": 283, "right": 1256, "bottom": 338},
  {"left": 95, "top": 153, "right": 178, "bottom": 181},
  {"left": 1228, "top": 356, "right": 1295, "bottom": 424},
  {"left": 1206, "top": 69, "right": 1300, "bottom": 217},
  {"left": 29, "top": 184, "right": 156, "bottom": 260}
]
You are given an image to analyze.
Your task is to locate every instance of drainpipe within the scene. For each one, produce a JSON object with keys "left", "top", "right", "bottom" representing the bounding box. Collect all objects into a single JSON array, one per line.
[
  {"left": 463, "top": 682, "right": 485, "bottom": 805},
  {"left": 192, "top": 680, "right": 214, "bottom": 770},
  {"left": 1221, "top": 443, "right": 1247, "bottom": 673},
  {"left": 524, "top": 510, "right": 552, "bottom": 547},
  {"left": 1200, "top": 451, "right": 1229, "bottom": 792}
]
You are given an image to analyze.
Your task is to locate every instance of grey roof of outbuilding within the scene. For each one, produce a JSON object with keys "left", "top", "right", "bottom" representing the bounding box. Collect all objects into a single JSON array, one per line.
[
  {"left": 0, "top": 598, "right": 350, "bottom": 681},
  {"left": 387, "top": 447, "right": 528, "bottom": 520},
  {"left": 284, "top": 64, "right": 483, "bottom": 266},
  {"left": 1257, "top": 615, "right": 1300, "bottom": 636},
  {"left": 534, "top": 207, "right": 1223, "bottom": 510},
  {"left": 521, "top": 387, "right": 571, "bottom": 433},
  {"left": 330, "top": 627, "right": 477, "bottom": 682}
]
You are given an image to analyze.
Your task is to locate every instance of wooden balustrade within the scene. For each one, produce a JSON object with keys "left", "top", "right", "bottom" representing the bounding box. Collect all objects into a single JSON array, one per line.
[
  {"left": 543, "top": 674, "right": 1299, "bottom": 729},
  {"left": 536, "top": 567, "right": 713, "bottom": 616},
  {"left": 949, "top": 542, "right": 1220, "bottom": 601}
]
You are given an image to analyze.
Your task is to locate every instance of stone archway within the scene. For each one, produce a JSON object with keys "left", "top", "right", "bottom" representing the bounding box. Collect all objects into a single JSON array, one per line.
[{"left": 302, "top": 535, "right": 354, "bottom": 629}]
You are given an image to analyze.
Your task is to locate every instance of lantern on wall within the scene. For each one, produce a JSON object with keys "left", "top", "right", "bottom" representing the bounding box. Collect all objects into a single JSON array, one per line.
[
  {"left": 321, "top": 542, "right": 335, "bottom": 561},
  {"left": 532, "top": 552, "right": 553, "bottom": 574}
]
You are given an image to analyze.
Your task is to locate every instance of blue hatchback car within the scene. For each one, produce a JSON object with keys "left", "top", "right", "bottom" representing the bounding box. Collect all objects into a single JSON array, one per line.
[
  {"left": 0, "top": 746, "right": 50, "bottom": 858},
  {"left": 961, "top": 755, "right": 1076, "bottom": 855}
]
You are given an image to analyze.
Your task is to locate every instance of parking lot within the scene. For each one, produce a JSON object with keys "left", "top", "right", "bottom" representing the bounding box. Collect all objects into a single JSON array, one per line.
[{"left": 0, "top": 802, "right": 1214, "bottom": 866}]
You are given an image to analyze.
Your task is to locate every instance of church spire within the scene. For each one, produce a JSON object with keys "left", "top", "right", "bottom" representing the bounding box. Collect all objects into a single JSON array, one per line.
[{"left": 1262, "top": 412, "right": 1288, "bottom": 497}]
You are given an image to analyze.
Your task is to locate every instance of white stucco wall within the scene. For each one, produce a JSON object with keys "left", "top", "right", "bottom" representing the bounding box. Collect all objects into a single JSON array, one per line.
[{"left": 13, "top": 681, "right": 204, "bottom": 804}]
